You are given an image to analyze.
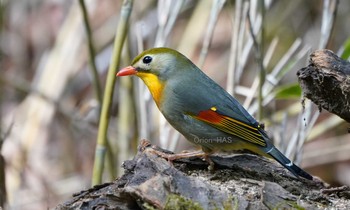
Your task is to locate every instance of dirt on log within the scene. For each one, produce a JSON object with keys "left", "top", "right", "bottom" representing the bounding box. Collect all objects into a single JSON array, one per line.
[
  {"left": 297, "top": 49, "right": 350, "bottom": 123},
  {"left": 55, "top": 140, "right": 350, "bottom": 209}
]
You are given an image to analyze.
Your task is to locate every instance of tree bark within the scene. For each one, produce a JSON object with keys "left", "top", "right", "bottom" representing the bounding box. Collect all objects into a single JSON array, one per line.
[
  {"left": 55, "top": 140, "right": 350, "bottom": 210},
  {"left": 297, "top": 49, "right": 350, "bottom": 122}
]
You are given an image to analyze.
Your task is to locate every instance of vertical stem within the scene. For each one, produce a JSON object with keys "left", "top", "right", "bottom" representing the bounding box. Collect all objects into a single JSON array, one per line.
[
  {"left": 0, "top": 78, "right": 6, "bottom": 209},
  {"left": 78, "top": 0, "right": 116, "bottom": 180},
  {"left": 0, "top": 1, "right": 7, "bottom": 207},
  {"left": 198, "top": 0, "right": 226, "bottom": 68},
  {"left": 319, "top": 0, "right": 338, "bottom": 49},
  {"left": 78, "top": 0, "right": 103, "bottom": 103},
  {"left": 247, "top": 0, "right": 265, "bottom": 121},
  {"left": 227, "top": 0, "right": 242, "bottom": 95},
  {"left": 92, "top": 0, "right": 133, "bottom": 186},
  {"left": 257, "top": 0, "right": 265, "bottom": 121}
]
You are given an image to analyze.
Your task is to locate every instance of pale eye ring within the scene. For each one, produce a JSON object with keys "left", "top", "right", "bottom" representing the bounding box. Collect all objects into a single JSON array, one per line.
[{"left": 143, "top": 56, "right": 152, "bottom": 64}]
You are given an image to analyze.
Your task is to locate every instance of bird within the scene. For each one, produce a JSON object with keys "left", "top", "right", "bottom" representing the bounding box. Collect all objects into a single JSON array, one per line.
[{"left": 117, "top": 47, "right": 313, "bottom": 180}]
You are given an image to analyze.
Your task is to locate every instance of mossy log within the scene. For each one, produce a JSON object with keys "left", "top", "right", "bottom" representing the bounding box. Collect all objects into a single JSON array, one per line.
[{"left": 56, "top": 140, "right": 350, "bottom": 209}]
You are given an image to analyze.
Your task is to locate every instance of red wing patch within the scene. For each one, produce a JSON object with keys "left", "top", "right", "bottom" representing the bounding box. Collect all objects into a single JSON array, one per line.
[
  {"left": 197, "top": 109, "right": 223, "bottom": 123},
  {"left": 190, "top": 108, "right": 267, "bottom": 147}
]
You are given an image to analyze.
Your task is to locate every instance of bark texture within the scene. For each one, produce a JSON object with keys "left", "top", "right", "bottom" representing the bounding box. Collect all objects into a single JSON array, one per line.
[
  {"left": 297, "top": 49, "right": 350, "bottom": 122},
  {"left": 56, "top": 140, "right": 350, "bottom": 210}
]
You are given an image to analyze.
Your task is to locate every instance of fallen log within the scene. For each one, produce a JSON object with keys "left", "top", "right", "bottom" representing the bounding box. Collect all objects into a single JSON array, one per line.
[{"left": 55, "top": 140, "right": 350, "bottom": 209}]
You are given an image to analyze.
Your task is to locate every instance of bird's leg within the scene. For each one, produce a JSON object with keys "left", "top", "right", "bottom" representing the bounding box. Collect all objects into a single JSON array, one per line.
[
  {"left": 150, "top": 149, "right": 215, "bottom": 170},
  {"left": 168, "top": 150, "right": 207, "bottom": 160},
  {"left": 151, "top": 149, "right": 206, "bottom": 161},
  {"left": 203, "top": 155, "right": 215, "bottom": 171}
]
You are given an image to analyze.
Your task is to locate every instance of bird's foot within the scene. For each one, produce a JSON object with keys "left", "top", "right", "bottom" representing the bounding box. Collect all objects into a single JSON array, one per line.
[
  {"left": 204, "top": 155, "right": 215, "bottom": 171},
  {"left": 150, "top": 149, "right": 215, "bottom": 170}
]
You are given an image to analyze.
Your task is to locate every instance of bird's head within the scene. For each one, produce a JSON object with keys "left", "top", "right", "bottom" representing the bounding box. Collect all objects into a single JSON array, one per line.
[
  {"left": 117, "top": 47, "right": 190, "bottom": 106},
  {"left": 117, "top": 47, "right": 189, "bottom": 79}
]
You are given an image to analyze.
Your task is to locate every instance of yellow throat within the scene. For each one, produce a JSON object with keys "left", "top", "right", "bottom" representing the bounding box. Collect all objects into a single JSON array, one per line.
[{"left": 137, "top": 72, "right": 165, "bottom": 106}]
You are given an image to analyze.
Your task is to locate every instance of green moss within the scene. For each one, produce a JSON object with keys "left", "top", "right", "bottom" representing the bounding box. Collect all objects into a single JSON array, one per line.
[
  {"left": 162, "top": 194, "right": 239, "bottom": 210},
  {"left": 223, "top": 196, "right": 239, "bottom": 210},
  {"left": 273, "top": 201, "right": 305, "bottom": 210},
  {"left": 164, "top": 194, "right": 203, "bottom": 210},
  {"left": 143, "top": 202, "right": 157, "bottom": 210}
]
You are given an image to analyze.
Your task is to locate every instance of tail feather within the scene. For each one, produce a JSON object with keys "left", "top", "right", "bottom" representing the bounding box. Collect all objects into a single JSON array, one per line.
[{"left": 266, "top": 147, "right": 313, "bottom": 180}]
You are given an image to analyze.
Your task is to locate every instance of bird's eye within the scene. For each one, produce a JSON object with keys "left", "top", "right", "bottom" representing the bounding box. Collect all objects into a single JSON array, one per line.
[{"left": 142, "top": 56, "right": 152, "bottom": 64}]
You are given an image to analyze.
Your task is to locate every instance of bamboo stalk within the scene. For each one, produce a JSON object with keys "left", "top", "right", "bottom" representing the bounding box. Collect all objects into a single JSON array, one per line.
[
  {"left": 78, "top": 0, "right": 116, "bottom": 180},
  {"left": 92, "top": 0, "right": 133, "bottom": 186}
]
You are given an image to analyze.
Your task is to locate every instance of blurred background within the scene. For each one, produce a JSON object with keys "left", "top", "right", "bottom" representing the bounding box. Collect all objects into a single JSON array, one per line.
[{"left": 0, "top": 0, "right": 349, "bottom": 209}]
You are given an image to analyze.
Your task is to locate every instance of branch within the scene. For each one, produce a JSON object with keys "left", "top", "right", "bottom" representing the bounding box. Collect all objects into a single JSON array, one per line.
[{"left": 297, "top": 49, "right": 350, "bottom": 122}]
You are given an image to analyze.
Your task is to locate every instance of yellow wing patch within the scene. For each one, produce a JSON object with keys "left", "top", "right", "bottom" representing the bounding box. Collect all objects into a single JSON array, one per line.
[{"left": 191, "top": 109, "right": 267, "bottom": 147}]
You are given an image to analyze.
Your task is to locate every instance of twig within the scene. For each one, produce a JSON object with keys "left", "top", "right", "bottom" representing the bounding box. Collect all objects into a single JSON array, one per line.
[
  {"left": 154, "top": 0, "right": 171, "bottom": 47},
  {"left": 198, "top": 0, "right": 226, "bottom": 68},
  {"left": 177, "top": 0, "right": 212, "bottom": 57},
  {"left": 226, "top": 0, "right": 243, "bottom": 95},
  {"left": 164, "top": 0, "right": 184, "bottom": 38},
  {"left": 236, "top": 2, "right": 250, "bottom": 85},
  {"left": 247, "top": 1, "right": 265, "bottom": 121},
  {"left": 92, "top": 0, "right": 133, "bottom": 186},
  {"left": 319, "top": 0, "right": 338, "bottom": 49},
  {"left": 247, "top": 40, "right": 308, "bottom": 115},
  {"left": 78, "top": 0, "right": 103, "bottom": 103},
  {"left": 259, "top": 0, "right": 266, "bottom": 119},
  {"left": 243, "top": 37, "right": 278, "bottom": 108},
  {"left": 0, "top": 68, "right": 7, "bottom": 207},
  {"left": 308, "top": 115, "right": 343, "bottom": 141}
]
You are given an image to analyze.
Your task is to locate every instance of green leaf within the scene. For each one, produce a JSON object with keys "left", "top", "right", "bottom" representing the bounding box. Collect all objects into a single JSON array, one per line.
[
  {"left": 341, "top": 37, "right": 350, "bottom": 60},
  {"left": 274, "top": 83, "right": 302, "bottom": 99}
]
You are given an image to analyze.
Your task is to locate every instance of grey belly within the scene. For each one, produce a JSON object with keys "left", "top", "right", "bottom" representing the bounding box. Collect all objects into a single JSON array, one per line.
[{"left": 167, "top": 114, "right": 242, "bottom": 152}]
